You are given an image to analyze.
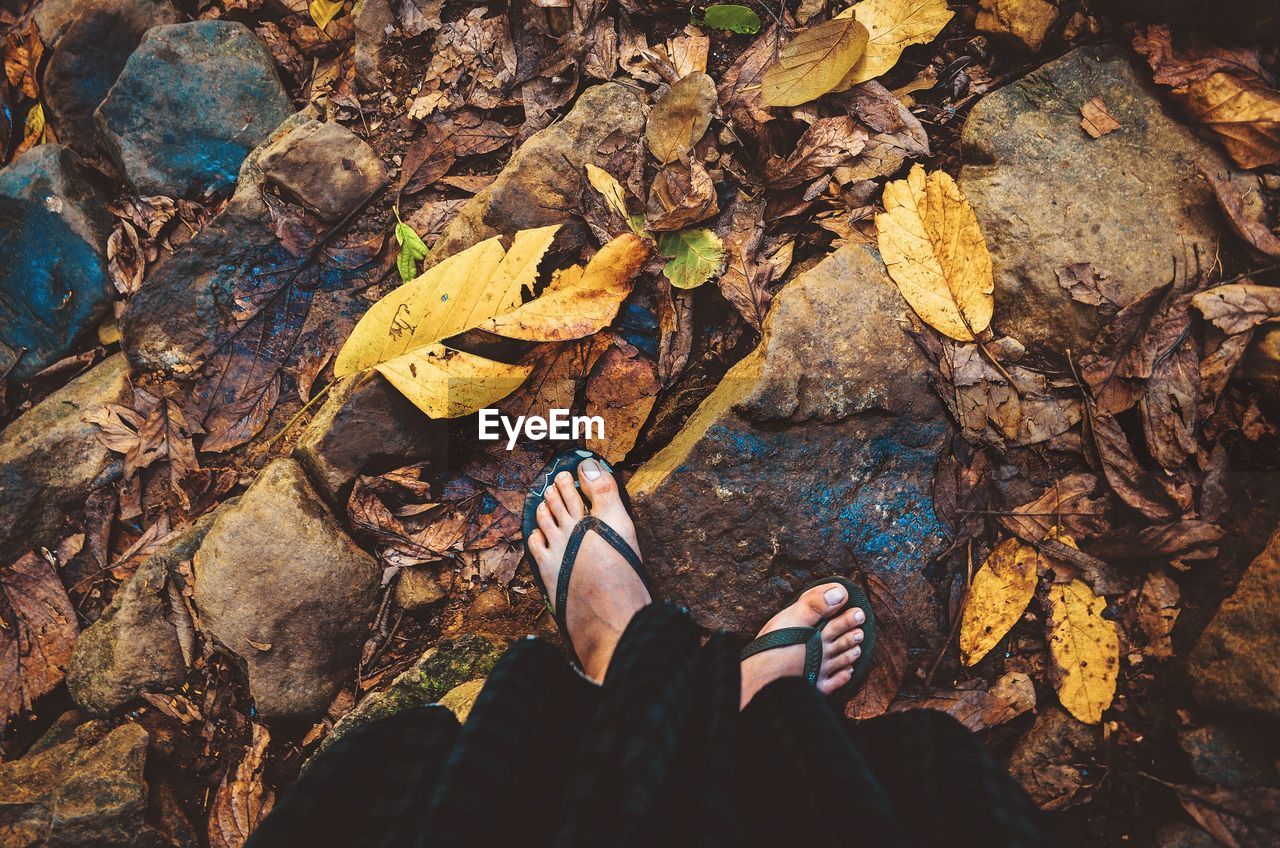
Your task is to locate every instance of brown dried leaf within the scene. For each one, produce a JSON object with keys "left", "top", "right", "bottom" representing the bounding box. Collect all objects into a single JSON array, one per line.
[
  {"left": 1080, "top": 96, "right": 1121, "bottom": 138},
  {"left": 107, "top": 222, "right": 145, "bottom": 296},
  {"left": 1000, "top": 473, "right": 1113, "bottom": 543},
  {"left": 584, "top": 343, "right": 659, "bottom": 463},
  {"left": 498, "top": 335, "right": 615, "bottom": 422},
  {"left": 1056, "top": 263, "right": 1124, "bottom": 310},
  {"left": 1086, "top": 519, "right": 1223, "bottom": 566},
  {"left": 1089, "top": 411, "right": 1180, "bottom": 521},
  {"left": 3, "top": 21, "right": 42, "bottom": 100},
  {"left": 645, "top": 159, "right": 719, "bottom": 231},
  {"left": 843, "top": 573, "right": 907, "bottom": 720},
  {"left": 1164, "top": 781, "right": 1280, "bottom": 848},
  {"left": 646, "top": 72, "right": 717, "bottom": 164},
  {"left": 208, "top": 724, "right": 274, "bottom": 848},
  {"left": 1199, "top": 163, "right": 1280, "bottom": 259},
  {"left": 1133, "top": 570, "right": 1179, "bottom": 660},
  {"left": 765, "top": 116, "right": 867, "bottom": 189},
  {"left": 1079, "top": 282, "right": 1173, "bottom": 415},
  {"left": 889, "top": 684, "right": 1032, "bottom": 732},
  {"left": 1192, "top": 283, "right": 1280, "bottom": 335},
  {"left": 1, "top": 551, "right": 78, "bottom": 732},
  {"left": 398, "top": 111, "right": 516, "bottom": 197}
]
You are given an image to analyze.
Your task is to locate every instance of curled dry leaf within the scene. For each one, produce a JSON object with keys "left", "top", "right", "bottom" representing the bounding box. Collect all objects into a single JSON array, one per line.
[
  {"left": 1, "top": 551, "right": 79, "bottom": 732},
  {"left": 1046, "top": 579, "right": 1119, "bottom": 724},
  {"left": 584, "top": 343, "right": 660, "bottom": 463},
  {"left": 999, "top": 473, "right": 1113, "bottom": 545},
  {"left": 645, "top": 159, "right": 719, "bottom": 231},
  {"left": 208, "top": 724, "right": 274, "bottom": 848},
  {"left": 835, "top": 0, "right": 954, "bottom": 87},
  {"left": 646, "top": 72, "right": 717, "bottom": 164},
  {"left": 889, "top": 682, "right": 1034, "bottom": 732},
  {"left": 107, "top": 222, "right": 145, "bottom": 295},
  {"left": 876, "top": 164, "right": 994, "bottom": 341},
  {"left": 1162, "top": 781, "right": 1280, "bottom": 848},
  {"left": 765, "top": 116, "right": 868, "bottom": 190},
  {"left": 761, "top": 16, "right": 869, "bottom": 107},
  {"left": 1199, "top": 163, "right": 1280, "bottom": 259},
  {"left": 1080, "top": 96, "right": 1121, "bottom": 138},
  {"left": 960, "top": 537, "right": 1041, "bottom": 666},
  {"left": 1133, "top": 570, "right": 1179, "bottom": 660},
  {"left": 1192, "top": 283, "right": 1280, "bottom": 335}
]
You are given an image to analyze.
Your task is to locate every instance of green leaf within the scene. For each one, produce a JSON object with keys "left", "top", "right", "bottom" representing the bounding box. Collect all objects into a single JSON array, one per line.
[
  {"left": 658, "top": 228, "right": 725, "bottom": 289},
  {"left": 697, "top": 4, "right": 762, "bottom": 34},
  {"left": 393, "top": 211, "right": 430, "bottom": 283}
]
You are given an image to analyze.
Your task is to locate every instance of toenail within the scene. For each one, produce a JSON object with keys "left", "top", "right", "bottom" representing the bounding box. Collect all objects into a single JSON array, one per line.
[
  {"left": 581, "top": 459, "right": 602, "bottom": 480},
  {"left": 824, "top": 586, "right": 846, "bottom": 606},
  {"left": 853, "top": 630, "right": 863, "bottom": 643},
  {"left": 851, "top": 647, "right": 861, "bottom": 659},
  {"left": 853, "top": 608, "right": 865, "bottom": 624}
]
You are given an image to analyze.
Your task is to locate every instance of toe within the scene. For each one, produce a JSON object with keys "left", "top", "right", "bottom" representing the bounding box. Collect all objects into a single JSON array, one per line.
[
  {"left": 529, "top": 528, "right": 550, "bottom": 554},
  {"left": 797, "top": 583, "right": 849, "bottom": 625},
  {"left": 818, "top": 666, "right": 854, "bottom": 695},
  {"left": 536, "top": 501, "right": 560, "bottom": 535},
  {"left": 824, "top": 606, "right": 866, "bottom": 639},
  {"left": 827, "top": 628, "right": 864, "bottom": 656},
  {"left": 544, "top": 484, "right": 569, "bottom": 523},
  {"left": 577, "top": 458, "right": 621, "bottom": 509},
  {"left": 554, "top": 471, "right": 585, "bottom": 519}
]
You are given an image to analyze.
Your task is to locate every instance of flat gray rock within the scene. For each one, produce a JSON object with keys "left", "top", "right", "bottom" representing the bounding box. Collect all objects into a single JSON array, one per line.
[
  {"left": 959, "top": 43, "right": 1229, "bottom": 358},
  {"left": 95, "top": 21, "right": 292, "bottom": 198}
]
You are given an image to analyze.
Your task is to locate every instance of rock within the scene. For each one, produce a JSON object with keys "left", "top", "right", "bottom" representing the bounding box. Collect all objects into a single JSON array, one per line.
[
  {"left": 293, "top": 372, "right": 442, "bottom": 504},
  {"left": 95, "top": 21, "right": 292, "bottom": 198},
  {"left": 1189, "top": 521, "right": 1280, "bottom": 717},
  {"left": 41, "top": 0, "right": 180, "bottom": 156},
  {"left": 193, "top": 458, "right": 379, "bottom": 722},
  {"left": 437, "top": 678, "right": 485, "bottom": 723},
  {"left": 0, "top": 354, "right": 130, "bottom": 564},
  {"left": 32, "top": 0, "right": 83, "bottom": 45},
  {"left": 429, "top": 83, "right": 646, "bottom": 262},
  {"left": 959, "top": 43, "right": 1227, "bottom": 358},
  {"left": 0, "top": 144, "right": 114, "bottom": 381},
  {"left": 352, "top": 0, "right": 395, "bottom": 91},
  {"left": 122, "top": 112, "right": 387, "bottom": 376},
  {"left": 312, "top": 635, "right": 503, "bottom": 760},
  {"left": 67, "top": 509, "right": 222, "bottom": 716},
  {"left": 0, "top": 721, "right": 171, "bottom": 847},
  {"left": 393, "top": 565, "right": 446, "bottom": 611},
  {"left": 628, "top": 244, "right": 949, "bottom": 645},
  {"left": 975, "top": 0, "right": 1059, "bottom": 52},
  {"left": 1006, "top": 707, "right": 1098, "bottom": 811},
  {"left": 260, "top": 120, "right": 388, "bottom": 222},
  {"left": 1178, "top": 725, "right": 1280, "bottom": 789}
]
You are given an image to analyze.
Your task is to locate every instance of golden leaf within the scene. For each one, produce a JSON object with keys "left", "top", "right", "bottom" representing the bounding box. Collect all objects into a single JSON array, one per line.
[
  {"left": 1046, "top": 579, "right": 1119, "bottom": 725},
  {"left": 1180, "top": 71, "right": 1280, "bottom": 170},
  {"left": 959, "top": 538, "right": 1040, "bottom": 667},
  {"left": 376, "top": 344, "right": 533, "bottom": 419},
  {"left": 875, "top": 164, "right": 994, "bottom": 340},
  {"left": 15, "top": 102, "right": 44, "bottom": 157},
  {"left": 309, "top": 0, "right": 345, "bottom": 30},
  {"left": 761, "top": 16, "right": 869, "bottom": 107},
  {"left": 646, "top": 72, "right": 718, "bottom": 164},
  {"left": 835, "top": 0, "right": 954, "bottom": 87}
]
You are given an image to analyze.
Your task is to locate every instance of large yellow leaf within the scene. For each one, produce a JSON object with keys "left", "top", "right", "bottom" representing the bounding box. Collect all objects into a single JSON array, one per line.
[
  {"left": 377, "top": 343, "right": 533, "bottom": 419},
  {"left": 959, "top": 538, "right": 1040, "bottom": 667},
  {"left": 761, "top": 16, "right": 869, "bottom": 107},
  {"left": 836, "top": 0, "right": 954, "bottom": 87},
  {"left": 875, "top": 164, "right": 994, "bottom": 340},
  {"left": 646, "top": 72, "right": 718, "bottom": 164},
  {"left": 480, "top": 234, "right": 651, "bottom": 341},
  {"left": 1046, "top": 579, "right": 1119, "bottom": 725}
]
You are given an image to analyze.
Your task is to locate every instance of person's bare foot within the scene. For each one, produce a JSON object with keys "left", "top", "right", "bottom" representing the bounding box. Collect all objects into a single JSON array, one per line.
[
  {"left": 528, "top": 458, "right": 650, "bottom": 682},
  {"left": 739, "top": 583, "right": 866, "bottom": 709}
]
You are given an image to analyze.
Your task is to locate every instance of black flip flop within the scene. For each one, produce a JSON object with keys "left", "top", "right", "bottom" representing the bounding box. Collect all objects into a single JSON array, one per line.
[
  {"left": 521, "top": 447, "right": 653, "bottom": 670},
  {"left": 740, "top": 576, "right": 877, "bottom": 698}
]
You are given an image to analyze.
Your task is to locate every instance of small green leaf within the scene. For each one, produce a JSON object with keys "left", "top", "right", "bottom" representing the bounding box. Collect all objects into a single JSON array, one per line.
[
  {"left": 393, "top": 208, "right": 430, "bottom": 283},
  {"left": 658, "top": 228, "right": 725, "bottom": 289},
  {"left": 697, "top": 4, "right": 762, "bottom": 34}
]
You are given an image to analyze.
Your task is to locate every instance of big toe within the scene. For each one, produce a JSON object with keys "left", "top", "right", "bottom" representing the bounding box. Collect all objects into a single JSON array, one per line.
[
  {"left": 577, "top": 458, "right": 622, "bottom": 509},
  {"left": 797, "top": 582, "right": 849, "bottom": 625}
]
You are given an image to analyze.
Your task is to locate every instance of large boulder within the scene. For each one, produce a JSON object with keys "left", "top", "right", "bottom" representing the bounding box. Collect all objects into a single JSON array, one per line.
[
  {"left": 0, "top": 721, "right": 170, "bottom": 847},
  {"left": 95, "top": 21, "right": 292, "bottom": 198},
  {"left": 1189, "top": 521, "right": 1280, "bottom": 718},
  {"left": 628, "top": 244, "right": 949, "bottom": 645},
  {"left": 0, "top": 145, "right": 114, "bottom": 381},
  {"left": 41, "top": 0, "right": 180, "bottom": 156},
  {"left": 429, "top": 82, "right": 646, "bottom": 262},
  {"left": 193, "top": 458, "right": 379, "bottom": 722},
  {"left": 122, "top": 112, "right": 387, "bottom": 375},
  {"left": 0, "top": 354, "right": 130, "bottom": 564},
  {"left": 67, "top": 508, "right": 222, "bottom": 716},
  {"left": 959, "top": 43, "right": 1228, "bottom": 357}
]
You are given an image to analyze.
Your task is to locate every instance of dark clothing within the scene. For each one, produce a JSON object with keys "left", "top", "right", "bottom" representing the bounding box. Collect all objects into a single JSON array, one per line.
[{"left": 247, "top": 603, "right": 1059, "bottom": 848}]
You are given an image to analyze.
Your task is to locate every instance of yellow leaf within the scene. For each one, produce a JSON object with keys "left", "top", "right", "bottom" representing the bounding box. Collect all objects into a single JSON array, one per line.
[
  {"left": 646, "top": 72, "right": 718, "bottom": 164},
  {"left": 959, "top": 538, "right": 1040, "bottom": 666},
  {"left": 761, "top": 16, "right": 869, "bottom": 107},
  {"left": 16, "top": 102, "right": 44, "bottom": 156},
  {"left": 309, "top": 0, "right": 345, "bottom": 30},
  {"left": 1181, "top": 72, "right": 1280, "bottom": 170},
  {"left": 585, "top": 164, "right": 646, "bottom": 235},
  {"left": 479, "top": 234, "right": 652, "bottom": 341},
  {"left": 836, "top": 0, "right": 954, "bottom": 87},
  {"left": 875, "top": 164, "right": 994, "bottom": 340},
  {"left": 376, "top": 343, "right": 533, "bottom": 419},
  {"left": 1046, "top": 579, "right": 1119, "bottom": 724}
]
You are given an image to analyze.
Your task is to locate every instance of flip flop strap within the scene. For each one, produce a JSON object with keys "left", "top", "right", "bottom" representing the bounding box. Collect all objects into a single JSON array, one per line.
[
  {"left": 554, "top": 515, "right": 646, "bottom": 627},
  {"left": 739, "top": 626, "right": 825, "bottom": 686}
]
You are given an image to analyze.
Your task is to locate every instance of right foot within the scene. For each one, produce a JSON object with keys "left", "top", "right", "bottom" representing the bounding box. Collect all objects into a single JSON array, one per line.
[{"left": 739, "top": 583, "right": 866, "bottom": 709}]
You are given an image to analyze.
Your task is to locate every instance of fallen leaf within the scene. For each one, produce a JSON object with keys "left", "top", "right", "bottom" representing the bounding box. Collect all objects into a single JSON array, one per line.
[
  {"left": 765, "top": 116, "right": 868, "bottom": 189},
  {"left": 876, "top": 164, "right": 994, "bottom": 341},
  {"left": 960, "top": 538, "right": 1041, "bottom": 666},
  {"left": 208, "top": 724, "right": 274, "bottom": 848},
  {"left": 844, "top": 573, "right": 907, "bottom": 720},
  {"left": 398, "top": 111, "right": 516, "bottom": 197},
  {"left": 15, "top": 102, "right": 44, "bottom": 157},
  {"left": 1192, "top": 283, "right": 1280, "bottom": 334},
  {"left": 1133, "top": 570, "right": 1179, "bottom": 660},
  {"left": 1008, "top": 707, "right": 1099, "bottom": 811},
  {"left": 999, "top": 474, "right": 1113, "bottom": 549},
  {"left": 499, "top": 335, "right": 615, "bottom": 421},
  {"left": 715, "top": 193, "right": 786, "bottom": 329},
  {"left": 836, "top": 81, "right": 931, "bottom": 181},
  {"left": 646, "top": 72, "right": 717, "bottom": 164},
  {"left": 1199, "top": 164, "right": 1280, "bottom": 258},
  {"left": 394, "top": 209, "right": 430, "bottom": 283},
  {"left": 1079, "top": 282, "right": 1174, "bottom": 415},
  {"left": 309, "top": 0, "right": 344, "bottom": 30},
  {"left": 698, "top": 4, "right": 762, "bottom": 34},
  {"left": 3, "top": 21, "right": 42, "bottom": 100},
  {"left": 1056, "top": 263, "right": 1124, "bottom": 310},
  {"left": 645, "top": 159, "right": 719, "bottom": 231},
  {"left": 585, "top": 163, "right": 646, "bottom": 235},
  {"left": 584, "top": 343, "right": 660, "bottom": 463},
  {"left": 1045, "top": 579, "right": 1119, "bottom": 724},
  {"left": 835, "top": 0, "right": 953, "bottom": 87},
  {"left": 1080, "top": 96, "right": 1121, "bottom": 138},
  {"left": 1088, "top": 411, "right": 1181, "bottom": 521},
  {"left": 1, "top": 551, "right": 78, "bottom": 733},
  {"left": 761, "top": 16, "right": 869, "bottom": 107},
  {"left": 1087, "top": 520, "right": 1223, "bottom": 567},
  {"left": 889, "top": 684, "right": 1031, "bottom": 732},
  {"left": 107, "top": 222, "right": 145, "bottom": 296},
  {"left": 1163, "top": 782, "right": 1280, "bottom": 848},
  {"left": 658, "top": 228, "right": 725, "bottom": 289}
]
